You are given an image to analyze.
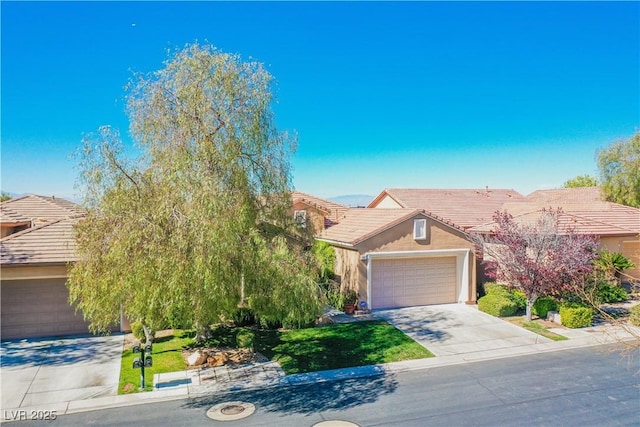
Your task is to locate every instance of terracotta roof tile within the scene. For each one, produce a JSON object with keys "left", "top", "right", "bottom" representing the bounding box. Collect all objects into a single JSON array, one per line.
[
  {"left": 369, "top": 188, "right": 526, "bottom": 229},
  {"left": 1, "top": 194, "right": 84, "bottom": 224},
  {"left": 291, "top": 191, "right": 349, "bottom": 223},
  {"left": 318, "top": 208, "right": 426, "bottom": 246},
  {"left": 1, "top": 217, "right": 80, "bottom": 265}
]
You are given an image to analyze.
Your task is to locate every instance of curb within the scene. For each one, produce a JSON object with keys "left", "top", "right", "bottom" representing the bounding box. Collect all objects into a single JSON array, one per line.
[{"left": 2, "top": 327, "right": 637, "bottom": 422}]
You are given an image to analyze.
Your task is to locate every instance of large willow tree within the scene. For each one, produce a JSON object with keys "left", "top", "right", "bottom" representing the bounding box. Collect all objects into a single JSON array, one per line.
[{"left": 68, "top": 44, "right": 323, "bottom": 339}]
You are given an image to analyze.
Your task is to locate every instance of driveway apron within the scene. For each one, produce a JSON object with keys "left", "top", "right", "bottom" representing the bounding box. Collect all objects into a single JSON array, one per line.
[
  {"left": 374, "top": 304, "right": 551, "bottom": 357},
  {"left": 1, "top": 334, "right": 124, "bottom": 409}
]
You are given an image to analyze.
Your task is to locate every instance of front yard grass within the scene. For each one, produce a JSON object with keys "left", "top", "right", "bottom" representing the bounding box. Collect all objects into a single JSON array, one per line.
[
  {"left": 118, "top": 320, "right": 433, "bottom": 392},
  {"left": 118, "top": 330, "right": 193, "bottom": 394},
  {"left": 205, "top": 320, "right": 434, "bottom": 374},
  {"left": 506, "top": 317, "right": 569, "bottom": 341}
]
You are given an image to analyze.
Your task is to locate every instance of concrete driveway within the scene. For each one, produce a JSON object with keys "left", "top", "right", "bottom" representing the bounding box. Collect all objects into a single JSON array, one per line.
[
  {"left": 374, "top": 304, "right": 551, "bottom": 357},
  {"left": 0, "top": 334, "right": 124, "bottom": 410}
]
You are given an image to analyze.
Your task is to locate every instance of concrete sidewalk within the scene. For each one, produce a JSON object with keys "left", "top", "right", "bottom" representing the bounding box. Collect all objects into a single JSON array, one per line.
[{"left": 2, "top": 311, "right": 638, "bottom": 422}]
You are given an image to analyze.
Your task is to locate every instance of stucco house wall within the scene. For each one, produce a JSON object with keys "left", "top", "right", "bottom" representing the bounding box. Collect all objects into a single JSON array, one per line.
[{"left": 329, "top": 215, "right": 477, "bottom": 306}]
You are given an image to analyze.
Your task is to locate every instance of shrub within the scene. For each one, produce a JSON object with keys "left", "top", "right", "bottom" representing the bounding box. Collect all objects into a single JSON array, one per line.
[
  {"left": 596, "top": 282, "right": 628, "bottom": 304},
  {"left": 130, "top": 321, "right": 155, "bottom": 342},
  {"left": 560, "top": 304, "right": 593, "bottom": 328},
  {"left": 630, "top": 304, "right": 640, "bottom": 327},
  {"left": 483, "top": 282, "right": 509, "bottom": 295},
  {"left": 232, "top": 308, "right": 256, "bottom": 327},
  {"left": 483, "top": 282, "right": 526, "bottom": 311},
  {"left": 532, "top": 297, "right": 558, "bottom": 318},
  {"left": 509, "top": 289, "right": 527, "bottom": 311},
  {"left": 236, "top": 329, "right": 255, "bottom": 349},
  {"left": 478, "top": 294, "right": 518, "bottom": 317}
]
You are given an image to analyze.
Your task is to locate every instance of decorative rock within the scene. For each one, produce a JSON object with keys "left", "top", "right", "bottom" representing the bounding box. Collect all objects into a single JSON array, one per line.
[
  {"left": 209, "top": 352, "right": 228, "bottom": 367},
  {"left": 188, "top": 350, "right": 209, "bottom": 366},
  {"left": 547, "top": 311, "right": 561, "bottom": 324}
]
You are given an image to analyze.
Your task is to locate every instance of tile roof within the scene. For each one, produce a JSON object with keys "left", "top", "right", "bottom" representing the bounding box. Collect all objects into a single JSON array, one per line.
[
  {"left": 291, "top": 191, "right": 349, "bottom": 223},
  {"left": 471, "top": 187, "right": 640, "bottom": 236},
  {"left": 369, "top": 188, "right": 526, "bottom": 229},
  {"left": 1, "top": 217, "right": 80, "bottom": 265},
  {"left": 318, "top": 208, "right": 426, "bottom": 246},
  {"left": 1, "top": 194, "right": 85, "bottom": 224}
]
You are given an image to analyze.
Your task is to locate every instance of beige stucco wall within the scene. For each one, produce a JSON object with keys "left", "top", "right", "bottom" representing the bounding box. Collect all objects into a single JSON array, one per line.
[
  {"left": 1, "top": 264, "right": 70, "bottom": 280},
  {"left": 329, "top": 216, "right": 477, "bottom": 304},
  {"left": 291, "top": 201, "right": 326, "bottom": 233},
  {"left": 600, "top": 235, "right": 640, "bottom": 280},
  {"left": 332, "top": 246, "right": 365, "bottom": 296}
]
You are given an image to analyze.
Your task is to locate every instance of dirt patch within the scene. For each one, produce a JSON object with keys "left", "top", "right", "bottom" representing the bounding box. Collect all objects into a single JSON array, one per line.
[{"left": 123, "top": 329, "right": 176, "bottom": 350}]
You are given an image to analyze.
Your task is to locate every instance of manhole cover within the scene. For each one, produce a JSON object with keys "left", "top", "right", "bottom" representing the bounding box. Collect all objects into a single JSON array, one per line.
[
  {"left": 313, "top": 421, "right": 360, "bottom": 427},
  {"left": 206, "top": 401, "right": 256, "bottom": 421},
  {"left": 221, "top": 404, "right": 245, "bottom": 415}
]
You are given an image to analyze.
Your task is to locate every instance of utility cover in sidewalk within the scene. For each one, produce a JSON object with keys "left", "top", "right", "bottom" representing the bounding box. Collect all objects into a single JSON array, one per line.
[{"left": 206, "top": 401, "right": 256, "bottom": 421}]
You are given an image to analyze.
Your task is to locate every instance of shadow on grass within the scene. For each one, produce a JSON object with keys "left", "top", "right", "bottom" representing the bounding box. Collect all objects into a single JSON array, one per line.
[
  {"left": 198, "top": 321, "right": 431, "bottom": 374},
  {"left": 183, "top": 372, "right": 398, "bottom": 415}
]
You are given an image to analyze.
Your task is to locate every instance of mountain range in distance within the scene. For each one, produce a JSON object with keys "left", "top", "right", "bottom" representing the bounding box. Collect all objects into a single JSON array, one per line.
[{"left": 328, "top": 194, "right": 374, "bottom": 208}]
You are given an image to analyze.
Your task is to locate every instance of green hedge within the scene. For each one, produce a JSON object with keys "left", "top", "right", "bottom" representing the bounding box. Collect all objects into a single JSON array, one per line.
[
  {"left": 482, "top": 282, "right": 526, "bottom": 311},
  {"left": 483, "top": 282, "right": 509, "bottom": 295},
  {"left": 560, "top": 304, "right": 593, "bottom": 328},
  {"left": 478, "top": 294, "right": 518, "bottom": 317},
  {"left": 630, "top": 304, "right": 640, "bottom": 327},
  {"left": 532, "top": 297, "right": 558, "bottom": 318}
]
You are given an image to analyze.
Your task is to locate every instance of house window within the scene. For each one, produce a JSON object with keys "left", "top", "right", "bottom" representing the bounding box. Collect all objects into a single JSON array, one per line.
[
  {"left": 413, "top": 219, "right": 427, "bottom": 240},
  {"left": 294, "top": 210, "right": 307, "bottom": 228}
]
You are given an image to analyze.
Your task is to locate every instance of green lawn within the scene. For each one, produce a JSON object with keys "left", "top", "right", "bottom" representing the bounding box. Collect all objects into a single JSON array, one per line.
[
  {"left": 118, "top": 330, "right": 194, "bottom": 394},
  {"left": 204, "top": 320, "right": 434, "bottom": 374},
  {"left": 118, "top": 321, "right": 433, "bottom": 393}
]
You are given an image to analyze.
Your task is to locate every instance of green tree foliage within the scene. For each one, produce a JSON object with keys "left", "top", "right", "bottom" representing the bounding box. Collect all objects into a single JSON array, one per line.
[
  {"left": 0, "top": 192, "right": 12, "bottom": 202},
  {"left": 68, "top": 43, "right": 323, "bottom": 339},
  {"left": 593, "top": 250, "right": 636, "bottom": 281},
  {"left": 562, "top": 175, "right": 598, "bottom": 188},
  {"left": 597, "top": 131, "right": 640, "bottom": 208}
]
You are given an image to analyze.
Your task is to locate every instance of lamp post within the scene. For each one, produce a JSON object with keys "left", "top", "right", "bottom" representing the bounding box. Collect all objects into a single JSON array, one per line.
[{"left": 132, "top": 342, "right": 153, "bottom": 391}]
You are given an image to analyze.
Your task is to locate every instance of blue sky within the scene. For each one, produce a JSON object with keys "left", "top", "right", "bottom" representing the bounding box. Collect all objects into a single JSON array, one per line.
[{"left": 2, "top": 2, "right": 638, "bottom": 201}]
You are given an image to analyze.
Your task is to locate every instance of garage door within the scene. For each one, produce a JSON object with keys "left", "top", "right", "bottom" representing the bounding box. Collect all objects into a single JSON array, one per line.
[
  {"left": 1, "top": 278, "right": 90, "bottom": 340},
  {"left": 371, "top": 257, "right": 457, "bottom": 309}
]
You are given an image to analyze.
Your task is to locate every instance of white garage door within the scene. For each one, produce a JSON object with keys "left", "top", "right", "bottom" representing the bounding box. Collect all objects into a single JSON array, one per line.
[
  {"left": 371, "top": 257, "right": 457, "bottom": 309},
  {"left": 1, "top": 278, "right": 90, "bottom": 340}
]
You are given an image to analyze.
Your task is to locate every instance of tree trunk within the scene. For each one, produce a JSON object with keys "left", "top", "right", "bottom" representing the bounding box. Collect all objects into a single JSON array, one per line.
[
  {"left": 195, "top": 322, "right": 211, "bottom": 343},
  {"left": 526, "top": 294, "right": 539, "bottom": 322},
  {"left": 142, "top": 324, "right": 153, "bottom": 345}
]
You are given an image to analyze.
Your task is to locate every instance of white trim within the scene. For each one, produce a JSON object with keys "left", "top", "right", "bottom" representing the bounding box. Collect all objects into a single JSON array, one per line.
[
  {"left": 364, "top": 249, "right": 470, "bottom": 259},
  {"left": 413, "top": 218, "right": 427, "bottom": 240},
  {"left": 315, "top": 238, "right": 354, "bottom": 248},
  {"left": 365, "top": 249, "right": 471, "bottom": 307},
  {"left": 366, "top": 255, "right": 372, "bottom": 311}
]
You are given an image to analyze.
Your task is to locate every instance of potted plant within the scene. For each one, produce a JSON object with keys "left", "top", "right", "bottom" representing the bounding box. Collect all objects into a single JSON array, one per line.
[{"left": 342, "top": 288, "right": 358, "bottom": 315}]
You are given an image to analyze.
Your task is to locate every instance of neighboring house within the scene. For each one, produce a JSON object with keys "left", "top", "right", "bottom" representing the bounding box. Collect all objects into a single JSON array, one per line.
[
  {"left": 368, "top": 188, "right": 526, "bottom": 230},
  {"left": 291, "top": 191, "right": 348, "bottom": 231},
  {"left": 1, "top": 195, "right": 120, "bottom": 340},
  {"left": 472, "top": 187, "right": 640, "bottom": 281},
  {"left": 318, "top": 187, "right": 639, "bottom": 311},
  {"left": 318, "top": 208, "right": 476, "bottom": 310}
]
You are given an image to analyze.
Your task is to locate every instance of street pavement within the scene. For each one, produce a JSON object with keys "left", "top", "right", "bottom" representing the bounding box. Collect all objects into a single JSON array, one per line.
[{"left": 1, "top": 304, "right": 638, "bottom": 423}]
